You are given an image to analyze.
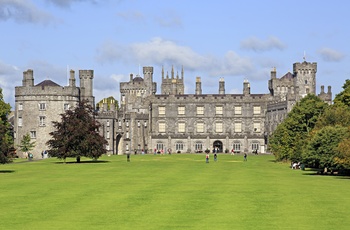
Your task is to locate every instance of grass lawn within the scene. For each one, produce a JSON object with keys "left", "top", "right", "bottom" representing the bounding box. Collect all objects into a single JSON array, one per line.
[{"left": 1, "top": 154, "right": 349, "bottom": 230}]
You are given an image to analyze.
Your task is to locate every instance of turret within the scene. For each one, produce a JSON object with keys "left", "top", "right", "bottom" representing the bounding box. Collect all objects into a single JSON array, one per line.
[
  {"left": 69, "top": 70, "right": 76, "bottom": 87},
  {"left": 79, "top": 70, "right": 94, "bottom": 105},
  {"left": 22, "top": 69, "right": 34, "bottom": 87},
  {"left": 293, "top": 61, "right": 317, "bottom": 98}
]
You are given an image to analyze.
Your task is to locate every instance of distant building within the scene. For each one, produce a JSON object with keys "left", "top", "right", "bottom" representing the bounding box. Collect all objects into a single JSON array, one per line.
[
  {"left": 13, "top": 61, "right": 332, "bottom": 158},
  {"left": 14, "top": 69, "right": 94, "bottom": 158}
]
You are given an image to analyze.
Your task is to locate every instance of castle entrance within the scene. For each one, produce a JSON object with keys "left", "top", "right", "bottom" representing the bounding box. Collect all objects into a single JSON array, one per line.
[
  {"left": 213, "top": 140, "right": 223, "bottom": 153},
  {"left": 115, "top": 134, "right": 122, "bottom": 155}
]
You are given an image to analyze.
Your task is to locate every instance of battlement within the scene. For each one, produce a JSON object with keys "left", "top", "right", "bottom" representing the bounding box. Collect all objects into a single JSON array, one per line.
[
  {"left": 293, "top": 62, "right": 317, "bottom": 73},
  {"left": 79, "top": 70, "right": 94, "bottom": 79},
  {"left": 143, "top": 66, "right": 153, "bottom": 74}
]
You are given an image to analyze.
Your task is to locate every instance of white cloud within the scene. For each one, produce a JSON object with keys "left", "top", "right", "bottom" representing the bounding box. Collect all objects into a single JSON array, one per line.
[
  {"left": 240, "top": 36, "right": 286, "bottom": 52},
  {"left": 46, "top": 0, "right": 97, "bottom": 8},
  {"left": 318, "top": 47, "right": 345, "bottom": 62},
  {"left": 95, "top": 37, "right": 255, "bottom": 78},
  {"left": 155, "top": 10, "right": 182, "bottom": 28},
  {"left": 0, "top": 60, "right": 21, "bottom": 108},
  {"left": 0, "top": 0, "right": 54, "bottom": 24}
]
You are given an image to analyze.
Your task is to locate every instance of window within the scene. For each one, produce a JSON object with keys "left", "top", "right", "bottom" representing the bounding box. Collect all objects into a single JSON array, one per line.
[
  {"left": 137, "top": 121, "right": 140, "bottom": 127},
  {"left": 196, "top": 122, "right": 204, "bottom": 133},
  {"left": 126, "top": 131, "right": 129, "bottom": 139},
  {"left": 126, "top": 120, "right": 129, "bottom": 127},
  {"left": 159, "top": 106, "right": 165, "bottom": 115},
  {"left": 195, "top": 142, "right": 203, "bottom": 151},
  {"left": 253, "top": 122, "right": 261, "bottom": 132},
  {"left": 126, "top": 144, "right": 129, "bottom": 151},
  {"left": 216, "top": 106, "right": 223, "bottom": 115},
  {"left": 197, "top": 106, "right": 204, "bottom": 115},
  {"left": 106, "top": 120, "right": 110, "bottom": 127},
  {"left": 158, "top": 122, "right": 165, "bottom": 133},
  {"left": 39, "top": 116, "right": 46, "bottom": 126},
  {"left": 18, "top": 103, "right": 23, "bottom": 111},
  {"left": 175, "top": 142, "right": 184, "bottom": 151},
  {"left": 235, "top": 106, "right": 242, "bottom": 115},
  {"left": 144, "top": 121, "right": 147, "bottom": 127},
  {"left": 64, "top": 103, "right": 69, "bottom": 110},
  {"left": 232, "top": 143, "right": 241, "bottom": 152},
  {"left": 39, "top": 103, "right": 46, "bottom": 110},
  {"left": 118, "top": 120, "right": 121, "bottom": 127},
  {"left": 106, "top": 131, "right": 110, "bottom": 139},
  {"left": 178, "top": 122, "right": 185, "bottom": 133},
  {"left": 178, "top": 106, "right": 185, "bottom": 115},
  {"left": 18, "top": 117, "right": 23, "bottom": 127},
  {"left": 234, "top": 122, "right": 242, "bottom": 133},
  {"left": 215, "top": 122, "right": 223, "bottom": 133},
  {"left": 106, "top": 144, "right": 110, "bottom": 151},
  {"left": 252, "top": 143, "right": 259, "bottom": 151},
  {"left": 30, "top": 131, "right": 36, "bottom": 139},
  {"left": 253, "top": 106, "right": 261, "bottom": 115}
]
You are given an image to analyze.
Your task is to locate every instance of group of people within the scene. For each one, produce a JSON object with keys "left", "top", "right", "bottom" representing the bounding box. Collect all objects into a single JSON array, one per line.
[{"left": 206, "top": 152, "right": 248, "bottom": 163}]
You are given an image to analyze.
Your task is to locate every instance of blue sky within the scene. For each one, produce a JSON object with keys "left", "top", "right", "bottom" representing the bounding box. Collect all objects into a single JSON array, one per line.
[{"left": 1, "top": 0, "right": 349, "bottom": 108}]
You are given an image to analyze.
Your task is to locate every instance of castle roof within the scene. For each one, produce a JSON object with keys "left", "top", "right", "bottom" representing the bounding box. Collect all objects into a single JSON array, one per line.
[
  {"left": 280, "top": 72, "right": 293, "bottom": 80},
  {"left": 35, "top": 80, "right": 61, "bottom": 87},
  {"left": 133, "top": 76, "right": 144, "bottom": 82}
]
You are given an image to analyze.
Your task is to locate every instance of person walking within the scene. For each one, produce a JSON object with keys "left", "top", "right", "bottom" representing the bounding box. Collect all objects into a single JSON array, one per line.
[
  {"left": 206, "top": 153, "right": 209, "bottom": 163},
  {"left": 214, "top": 153, "right": 217, "bottom": 162},
  {"left": 244, "top": 153, "right": 247, "bottom": 161}
]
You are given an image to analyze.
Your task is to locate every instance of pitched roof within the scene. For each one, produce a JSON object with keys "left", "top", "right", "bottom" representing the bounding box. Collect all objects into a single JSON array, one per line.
[
  {"left": 35, "top": 80, "right": 61, "bottom": 87},
  {"left": 280, "top": 72, "right": 294, "bottom": 80}
]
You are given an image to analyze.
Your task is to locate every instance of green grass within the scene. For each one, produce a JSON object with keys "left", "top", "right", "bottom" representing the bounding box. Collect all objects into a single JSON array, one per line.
[{"left": 1, "top": 154, "right": 349, "bottom": 230}]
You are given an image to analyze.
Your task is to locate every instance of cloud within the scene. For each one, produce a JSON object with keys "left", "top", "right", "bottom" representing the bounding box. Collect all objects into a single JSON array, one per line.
[
  {"left": 155, "top": 11, "right": 182, "bottom": 28},
  {"left": 240, "top": 36, "right": 286, "bottom": 52},
  {"left": 0, "top": 0, "right": 54, "bottom": 24},
  {"left": 318, "top": 47, "right": 345, "bottom": 62},
  {"left": 95, "top": 37, "right": 254, "bottom": 77},
  {"left": 0, "top": 60, "right": 21, "bottom": 108},
  {"left": 117, "top": 10, "right": 145, "bottom": 22},
  {"left": 46, "top": 0, "right": 97, "bottom": 8}
]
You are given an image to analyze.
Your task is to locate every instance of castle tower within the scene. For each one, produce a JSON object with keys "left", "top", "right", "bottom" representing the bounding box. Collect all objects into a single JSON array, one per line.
[
  {"left": 69, "top": 70, "right": 76, "bottom": 87},
  {"left": 22, "top": 69, "right": 34, "bottom": 87},
  {"left": 219, "top": 78, "right": 225, "bottom": 94},
  {"left": 79, "top": 70, "right": 95, "bottom": 106},
  {"left": 195, "top": 77, "right": 202, "bottom": 95},
  {"left": 293, "top": 61, "right": 317, "bottom": 99}
]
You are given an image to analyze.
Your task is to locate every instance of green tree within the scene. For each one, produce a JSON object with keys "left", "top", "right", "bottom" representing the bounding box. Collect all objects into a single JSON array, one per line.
[
  {"left": 314, "top": 104, "right": 350, "bottom": 129},
  {"left": 333, "top": 79, "right": 350, "bottom": 106},
  {"left": 96, "top": 96, "right": 119, "bottom": 110},
  {"left": 47, "top": 100, "right": 107, "bottom": 162},
  {"left": 334, "top": 137, "right": 350, "bottom": 169},
  {"left": 0, "top": 88, "right": 13, "bottom": 164},
  {"left": 18, "top": 133, "right": 36, "bottom": 158},
  {"left": 302, "top": 126, "right": 349, "bottom": 170},
  {"left": 269, "top": 94, "right": 328, "bottom": 162}
]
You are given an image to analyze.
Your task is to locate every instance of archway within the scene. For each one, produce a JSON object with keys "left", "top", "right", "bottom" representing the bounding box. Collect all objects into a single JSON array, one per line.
[
  {"left": 213, "top": 140, "right": 223, "bottom": 153},
  {"left": 115, "top": 134, "right": 122, "bottom": 155}
]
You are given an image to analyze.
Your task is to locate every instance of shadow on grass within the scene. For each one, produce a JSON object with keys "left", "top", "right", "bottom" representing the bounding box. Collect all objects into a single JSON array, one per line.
[
  {"left": 301, "top": 169, "right": 350, "bottom": 179},
  {"left": 0, "top": 170, "right": 15, "bottom": 173},
  {"left": 54, "top": 160, "right": 110, "bottom": 164}
]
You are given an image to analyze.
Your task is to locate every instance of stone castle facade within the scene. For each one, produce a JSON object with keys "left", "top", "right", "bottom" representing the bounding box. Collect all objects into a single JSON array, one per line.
[{"left": 14, "top": 61, "right": 332, "bottom": 158}]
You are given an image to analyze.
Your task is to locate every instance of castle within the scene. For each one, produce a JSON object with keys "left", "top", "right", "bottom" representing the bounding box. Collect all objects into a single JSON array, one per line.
[{"left": 13, "top": 61, "right": 332, "bottom": 158}]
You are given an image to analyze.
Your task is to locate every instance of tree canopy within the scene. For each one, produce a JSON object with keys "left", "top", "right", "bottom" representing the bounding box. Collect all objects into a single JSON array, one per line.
[
  {"left": 269, "top": 94, "right": 328, "bottom": 162},
  {"left": 18, "top": 133, "right": 36, "bottom": 158},
  {"left": 47, "top": 100, "right": 107, "bottom": 162},
  {"left": 0, "top": 88, "right": 13, "bottom": 164}
]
